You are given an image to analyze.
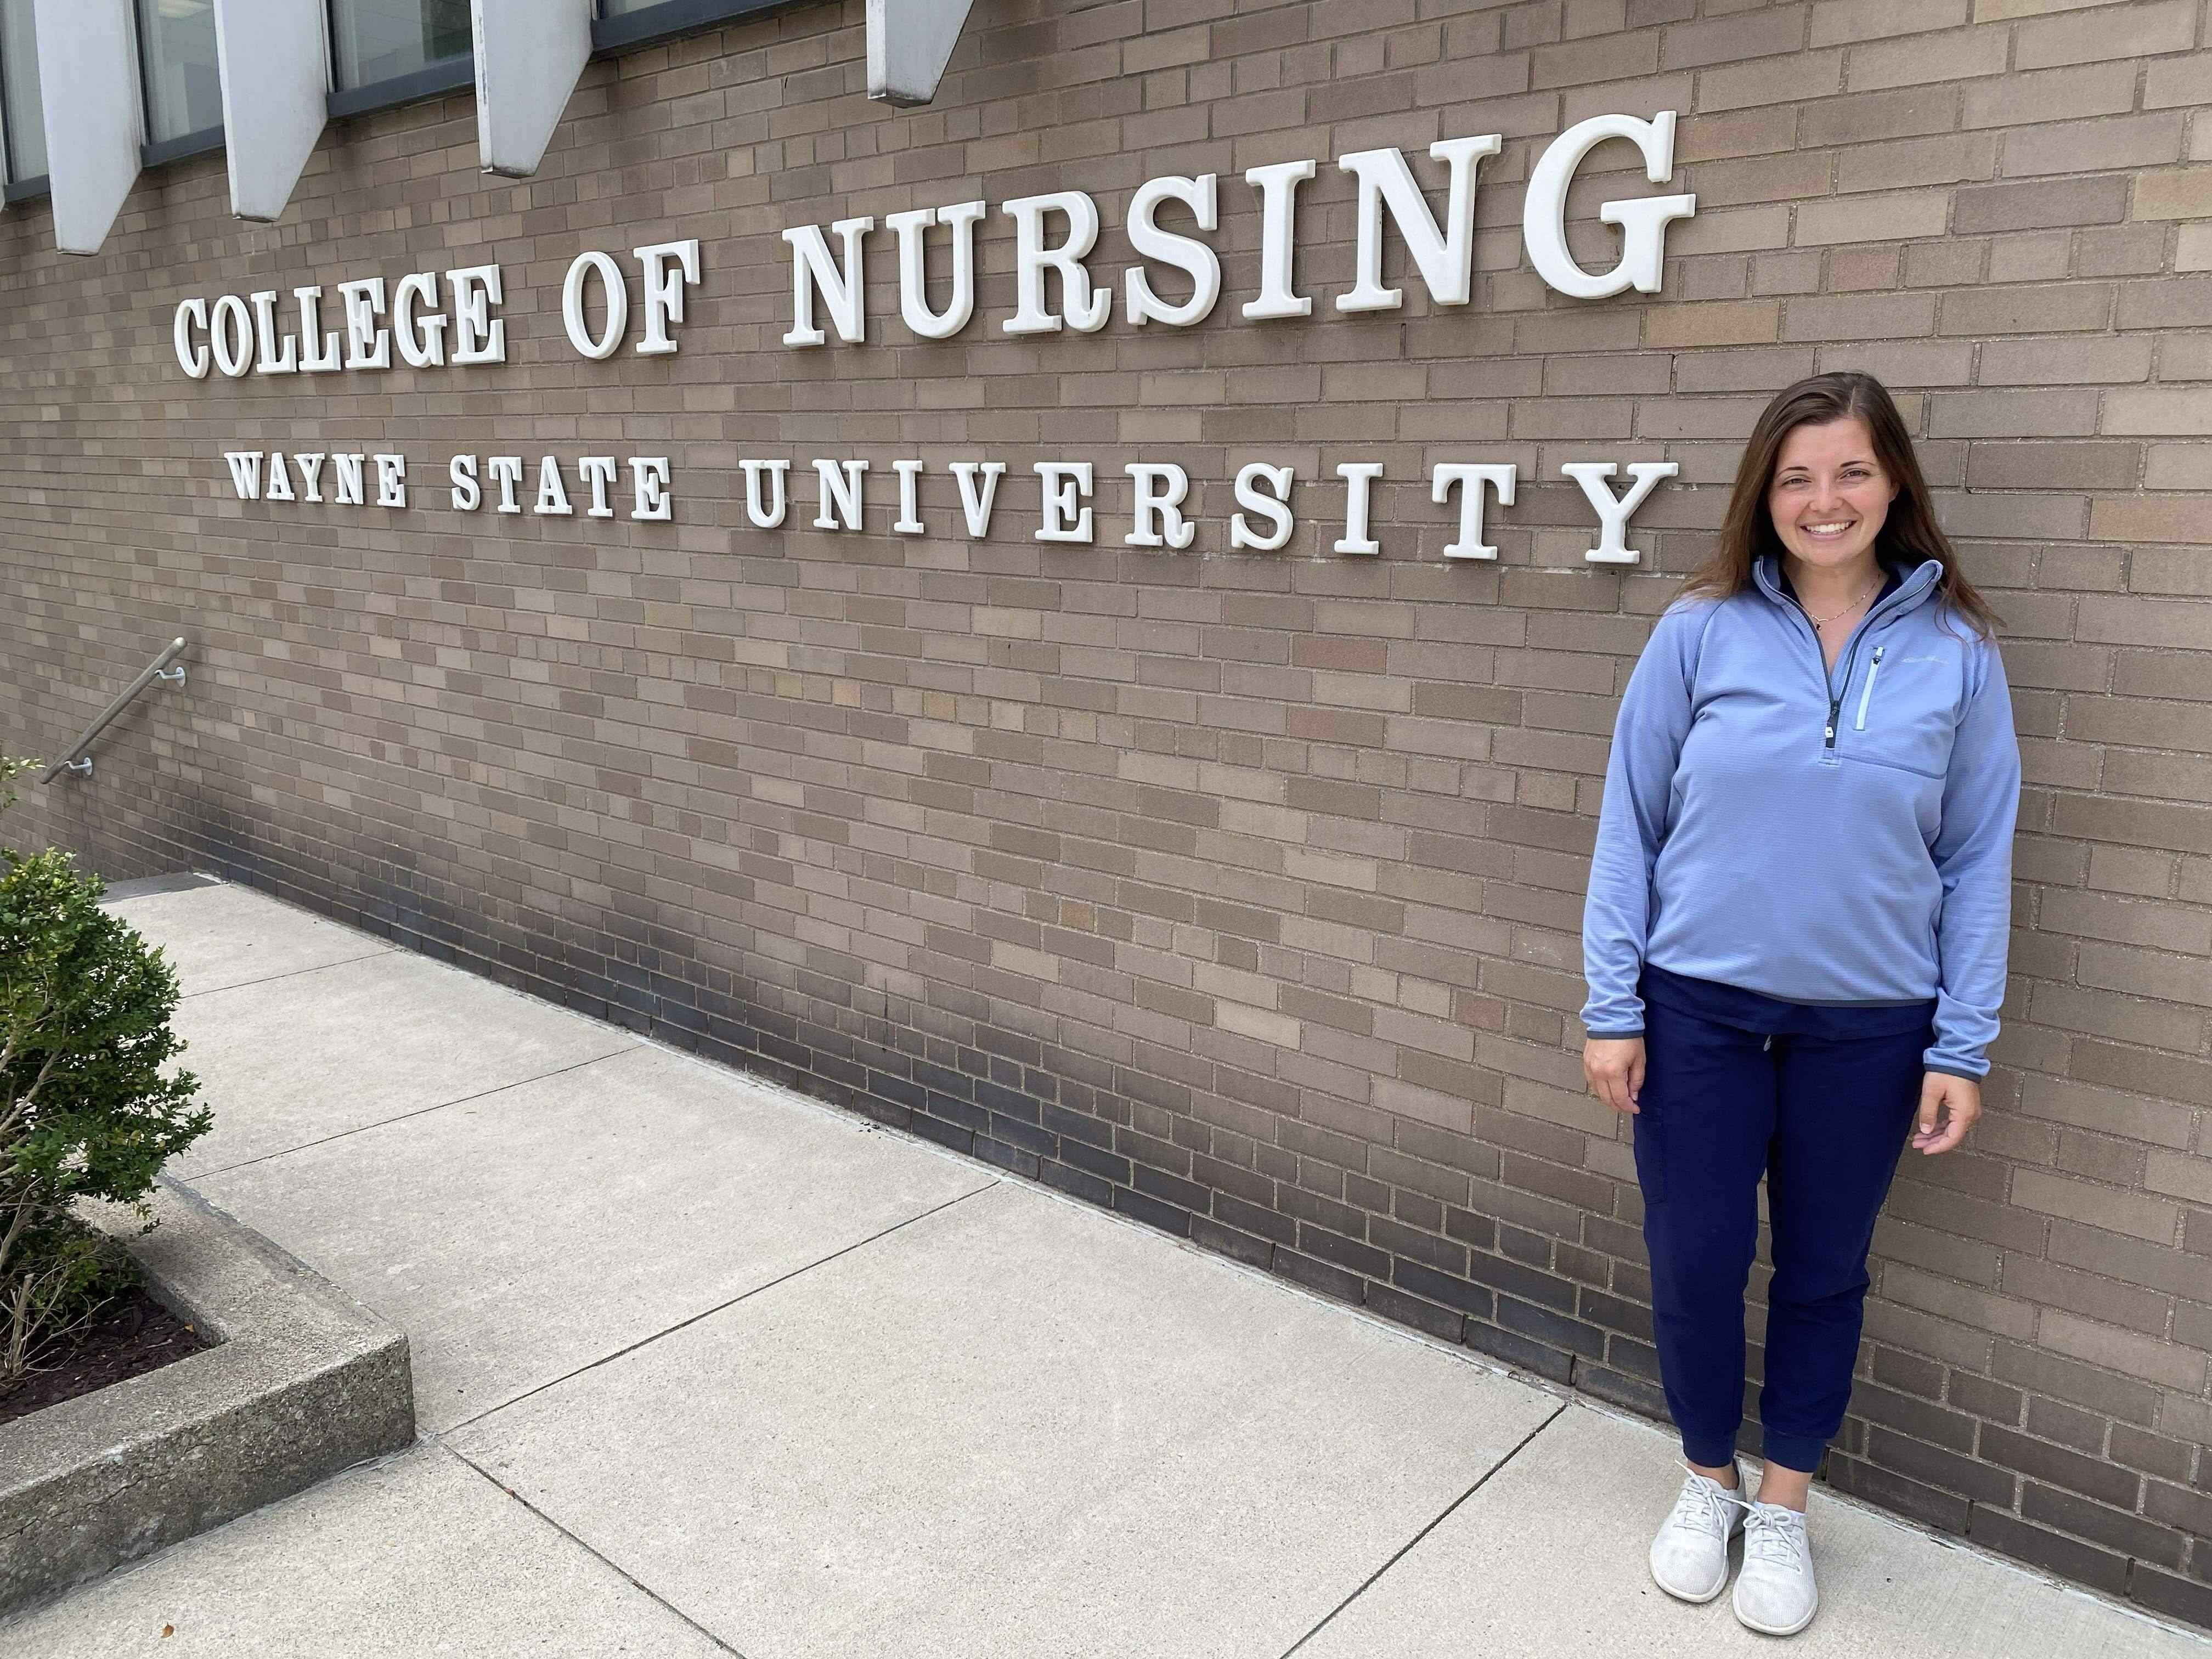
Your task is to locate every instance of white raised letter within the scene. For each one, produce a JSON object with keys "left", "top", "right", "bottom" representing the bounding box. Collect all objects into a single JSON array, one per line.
[
  {"left": 742, "top": 459, "right": 791, "bottom": 528},
  {"left": 222, "top": 452, "right": 263, "bottom": 499},
  {"left": 1125, "top": 464, "right": 1195, "bottom": 550},
  {"left": 296, "top": 453, "right": 326, "bottom": 502},
  {"left": 1335, "top": 463, "right": 1384, "bottom": 556},
  {"left": 1434, "top": 464, "right": 1517, "bottom": 560},
  {"left": 210, "top": 295, "right": 253, "bottom": 378},
  {"left": 1243, "top": 160, "right": 1317, "bottom": 321},
  {"left": 447, "top": 266, "right": 507, "bottom": 365},
  {"left": 374, "top": 454, "right": 407, "bottom": 508},
  {"left": 630, "top": 458, "right": 673, "bottom": 521},
  {"left": 338, "top": 278, "right": 392, "bottom": 370},
  {"left": 247, "top": 291, "right": 296, "bottom": 374},
  {"left": 332, "top": 454, "right": 366, "bottom": 506},
  {"left": 579, "top": 457, "right": 618, "bottom": 518},
  {"left": 487, "top": 456, "right": 524, "bottom": 514},
  {"left": 173, "top": 298, "right": 211, "bottom": 379},
  {"left": 563, "top": 251, "right": 629, "bottom": 359},
  {"left": 1003, "top": 194, "right": 1111, "bottom": 336},
  {"left": 952, "top": 461, "right": 1006, "bottom": 538},
  {"left": 1339, "top": 135, "right": 1501, "bottom": 313},
  {"left": 1525, "top": 113, "right": 1696, "bottom": 301},
  {"left": 635, "top": 239, "right": 700, "bottom": 356},
  {"left": 1564, "top": 461, "right": 1678, "bottom": 563},
  {"left": 887, "top": 201, "right": 984, "bottom": 341},
  {"left": 450, "top": 454, "right": 481, "bottom": 511},
  {"left": 783, "top": 218, "right": 873, "bottom": 347},
  {"left": 1126, "top": 175, "right": 1221, "bottom": 329},
  {"left": 814, "top": 459, "right": 870, "bottom": 530},
  {"left": 293, "top": 286, "right": 342, "bottom": 373},
  {"left": 264, "top": 452, "right": 296, "bottom": 502},
  {"left": 393, "top": 273, "right": 448, "bottom": 368},
  {"left": 534, "top": 456, "right": 574, "bottom": 516},
  {"left": 1232, "top": 464, "right": 1296, "bottom": 551},
  {"left": 893, "top": 460, "right": 926, "bottom": 535},
  {"left": 1034, "top": 462, "right": 1095, "bottom": 543}
]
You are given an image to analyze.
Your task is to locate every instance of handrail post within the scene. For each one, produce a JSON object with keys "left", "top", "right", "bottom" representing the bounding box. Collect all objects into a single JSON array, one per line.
[{"left": 41, "top": 639, "right": 191, "bottom": 784}]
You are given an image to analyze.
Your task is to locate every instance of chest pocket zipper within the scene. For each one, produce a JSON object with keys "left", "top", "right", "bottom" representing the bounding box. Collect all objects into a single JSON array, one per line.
[{"left": 1853, "top": 645, "right": 1885, "bottom": 731}]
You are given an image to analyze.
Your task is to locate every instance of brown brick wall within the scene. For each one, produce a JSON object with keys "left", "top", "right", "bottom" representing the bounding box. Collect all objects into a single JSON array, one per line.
[{"left": 3, "top": 0, "right": 2209, "bottom": 1624}]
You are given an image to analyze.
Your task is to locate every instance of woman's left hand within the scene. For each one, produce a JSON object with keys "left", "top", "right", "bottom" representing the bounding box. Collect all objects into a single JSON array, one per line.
[{"left": 1911, "top": 1072, "right": 1980, "bottom": 1155}]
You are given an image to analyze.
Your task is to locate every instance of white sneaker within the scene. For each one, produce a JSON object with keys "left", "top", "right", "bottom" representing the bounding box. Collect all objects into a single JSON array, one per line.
[
  {"left": 1649, "top": 1469, "right": 1747, "bottom": 1602},
  {"left": 1734, "top": 1500, "right": 1819, "bottom": 1635}
]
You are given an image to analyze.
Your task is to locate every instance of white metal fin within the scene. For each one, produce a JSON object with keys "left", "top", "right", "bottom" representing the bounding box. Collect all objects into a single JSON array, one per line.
[
  {"left": 34, "top": 0, "right": 140, "bottom": 255},
  {"left": 867, "top": 0, "right": 976, "bottom": 108},
  {"left": 213, "top": 0, "right": 330, "bottom": 223},
  {"left": 472, "top": 0, "right": 592, "bottom": 178}
]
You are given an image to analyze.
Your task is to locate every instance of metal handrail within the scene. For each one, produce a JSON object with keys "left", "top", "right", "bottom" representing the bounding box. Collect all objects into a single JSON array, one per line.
[{"left": 41, "top": 639, "right": 189, "bottom": 783}]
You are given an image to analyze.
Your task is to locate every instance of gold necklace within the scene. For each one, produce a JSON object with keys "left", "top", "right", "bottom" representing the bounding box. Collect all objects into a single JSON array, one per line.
[{"left": 1802, "top": 579, "right": 1877, "bottom": 631}]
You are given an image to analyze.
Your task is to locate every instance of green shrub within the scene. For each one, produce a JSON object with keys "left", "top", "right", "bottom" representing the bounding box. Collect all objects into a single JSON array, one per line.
[{"left": 1, "top": 758, "right": 212, "bottom": 1391}]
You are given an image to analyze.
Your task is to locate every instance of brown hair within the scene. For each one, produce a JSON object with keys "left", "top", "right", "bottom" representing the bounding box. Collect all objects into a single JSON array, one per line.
[{"left": 1683, "top": 371, "right": 2000, "bottom": 637}]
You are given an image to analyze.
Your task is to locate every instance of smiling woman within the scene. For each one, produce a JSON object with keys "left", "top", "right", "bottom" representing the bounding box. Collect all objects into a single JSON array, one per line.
[
  {"left": 1767, "top": 423, "right": 1897, "bottom": 644},
  {"left": 1581, "top": 373, "right": 2021, "bottom": 1640}
]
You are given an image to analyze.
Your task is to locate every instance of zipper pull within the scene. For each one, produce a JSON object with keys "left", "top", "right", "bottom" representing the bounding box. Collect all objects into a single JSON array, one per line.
[{"left": 1826, "top": 697, "right": 1839, "bottom": 748}]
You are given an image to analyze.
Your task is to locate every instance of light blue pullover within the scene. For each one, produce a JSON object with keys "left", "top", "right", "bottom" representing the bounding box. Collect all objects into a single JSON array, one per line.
[{"left": 1581, "top": 555, "right": 2021, "bottom": 1079}]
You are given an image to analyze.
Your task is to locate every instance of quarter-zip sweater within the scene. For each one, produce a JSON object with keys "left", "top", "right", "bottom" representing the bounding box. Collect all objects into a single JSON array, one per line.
[{"left": 1581, "top": 556, "right": 2021, "bottom": 1080}]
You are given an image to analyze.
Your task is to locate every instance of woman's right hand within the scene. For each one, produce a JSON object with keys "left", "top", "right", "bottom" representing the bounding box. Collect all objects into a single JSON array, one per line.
[{"left": 1584, "top": 1036, "right": 1647, "bottom": 1116}]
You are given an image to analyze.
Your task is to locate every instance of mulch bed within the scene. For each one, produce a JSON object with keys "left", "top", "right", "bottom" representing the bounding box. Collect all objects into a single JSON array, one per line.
[{"left": 0, "top": 1288, "right": 208, "bottom": 1427}]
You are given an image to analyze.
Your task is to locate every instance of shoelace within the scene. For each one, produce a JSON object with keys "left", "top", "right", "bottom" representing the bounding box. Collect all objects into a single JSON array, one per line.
[
  {"left": 1743, "top": 1503, "right": 1810, "bottom": 1568},
  {"left": 1671, "top": 1475, "right": 1748, "bottom": 1539}
]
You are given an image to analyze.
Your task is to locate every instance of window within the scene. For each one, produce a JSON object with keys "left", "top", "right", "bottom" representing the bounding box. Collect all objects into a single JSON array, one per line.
[
  {"left": 0, "top": 0, "right": 45, "bottom": 187},
  {"left": 138, "top": 0, "right": 224, "bottom": 148},
  {"left": 329, "top": 0, "right": 472, "bottom": 92},
  {"left": 593, "top": 0, "right": 792, "bottom": 54}
]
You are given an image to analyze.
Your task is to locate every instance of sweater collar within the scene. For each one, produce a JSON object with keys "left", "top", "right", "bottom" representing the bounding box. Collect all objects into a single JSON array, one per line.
[{"left": 1752, "top": 553, "right": 1943, "bottom": 628}]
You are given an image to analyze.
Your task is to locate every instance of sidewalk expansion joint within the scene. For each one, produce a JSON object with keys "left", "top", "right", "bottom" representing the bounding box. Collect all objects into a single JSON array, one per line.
[
  {"left": 441, "top": 1443, "right": 753, "bottom": 1659},
  {"left": 175, "top": 947, "right": 396, "bottom": 1000},
  {"left": 435, "top": 1178, "right": 1002, "bottom": 1434},
  {"left": 1274, "top": 1397, "right": 1570, "bottom": 1659},
  {"left": 179, "top": 1045, "right": 644, "bottom": 1181}
]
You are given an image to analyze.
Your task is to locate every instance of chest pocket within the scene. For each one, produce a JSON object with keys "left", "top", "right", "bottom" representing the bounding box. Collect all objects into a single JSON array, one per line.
[{"left": 1839, "top": 642, "right": 1960, "bottom": 781}]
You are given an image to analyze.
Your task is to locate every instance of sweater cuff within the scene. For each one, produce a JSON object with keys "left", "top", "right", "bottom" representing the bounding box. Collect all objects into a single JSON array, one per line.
[
  {"left": 1584, "top": 1026, "right": 1645, "bottom": 1040},
  {"left": 1922, "top": 1061, "right": 1987, "bottom": 1082}
]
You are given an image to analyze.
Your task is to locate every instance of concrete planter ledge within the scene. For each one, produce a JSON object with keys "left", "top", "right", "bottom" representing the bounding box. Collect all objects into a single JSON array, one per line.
[{"left": 0, "top": 1180, "right": 415, "bottom": 1617}]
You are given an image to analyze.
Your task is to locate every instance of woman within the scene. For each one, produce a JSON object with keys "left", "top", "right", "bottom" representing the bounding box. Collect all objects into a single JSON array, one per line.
[{"left": 1579, "top": 373, "right": 2019, "bottom": 1637}]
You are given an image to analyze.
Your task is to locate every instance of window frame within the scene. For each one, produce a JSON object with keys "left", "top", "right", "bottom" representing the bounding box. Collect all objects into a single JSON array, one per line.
[
  {"left": 143, "top": 126, "right": 225, "bottom": 166},
  {"left": 0, "top": 0, "right": 46, "bottom": 197},
  {"left": 134, "top": 0, "right": 226, "bottom": 165},
  {"left": 591, "top": 0, "right": 803, "bottom": 55},
  {"left": 321, "top": 0, "right": 812, "bottom": 120},
  {"left": 324, "top": 1, "right": 475, "bottom": 119},
  {"left": 325, "top": 48, "right": 474, "bottom": 120},
  {"left": 0, "top": 0, "right": 832, "bottom": 200}
]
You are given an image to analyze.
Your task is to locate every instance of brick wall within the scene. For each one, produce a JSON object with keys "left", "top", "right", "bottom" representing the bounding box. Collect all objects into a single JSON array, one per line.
[{"left": 4, "top": 0, "right": 2209, "bottom": 1625}]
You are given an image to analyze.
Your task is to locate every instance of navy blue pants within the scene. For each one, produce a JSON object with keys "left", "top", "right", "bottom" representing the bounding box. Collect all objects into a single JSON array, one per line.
[{"left": 1633, "top": 966, "right": 1936, "bottom": 1474}]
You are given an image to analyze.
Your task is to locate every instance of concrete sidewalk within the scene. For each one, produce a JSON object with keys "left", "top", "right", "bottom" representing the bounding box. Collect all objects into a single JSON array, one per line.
[{"left": 4, "top": 878, "right": 2204, "bottom": 1658}]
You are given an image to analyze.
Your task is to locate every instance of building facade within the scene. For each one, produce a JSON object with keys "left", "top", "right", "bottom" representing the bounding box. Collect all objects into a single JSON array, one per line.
[{"left": 4, "top": 0, "right": 2210, "bottom": 1627}]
